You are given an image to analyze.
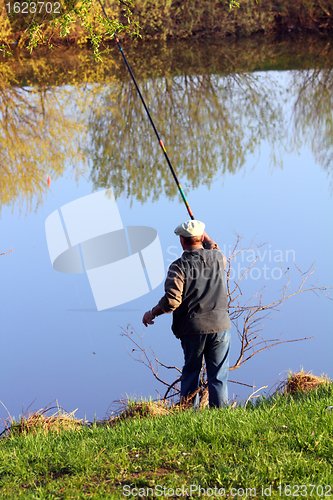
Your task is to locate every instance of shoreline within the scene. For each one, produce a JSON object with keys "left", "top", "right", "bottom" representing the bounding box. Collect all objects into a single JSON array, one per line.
[{"left": 1, "top": 383, "right": 332, "bottom": 497}]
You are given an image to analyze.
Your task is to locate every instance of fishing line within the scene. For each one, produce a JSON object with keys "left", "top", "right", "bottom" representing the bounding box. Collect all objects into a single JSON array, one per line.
[{"left": 96, "top": 0, "right": 195, "bottom": 220}]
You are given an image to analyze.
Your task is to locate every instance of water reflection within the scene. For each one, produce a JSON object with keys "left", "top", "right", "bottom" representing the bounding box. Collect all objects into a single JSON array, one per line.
[
  {"left": 0, "top": 36, "right": 332, "bottom": 213},
  {"left": 0, "top": 53, "right": 116, "bottom": 212},
  {"left": 0, "top": 84, "right": 84, "bottom": 212},
  {"left": 290, "top": 68, "right": 333, "bottom": 177},
  {"left": 88, "top": 72, "right": 283, "bottom": 201}
]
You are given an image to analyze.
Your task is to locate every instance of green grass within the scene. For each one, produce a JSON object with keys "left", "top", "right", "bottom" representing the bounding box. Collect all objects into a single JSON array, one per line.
[{"left": 1, "top": 385, "right": 333, "bottom": 499}]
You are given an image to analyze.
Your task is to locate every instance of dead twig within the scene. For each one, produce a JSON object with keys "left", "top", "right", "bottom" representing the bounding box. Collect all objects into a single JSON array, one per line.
[
  {"left": 0, "top": 248, "right": 12, "bottom": 256},
  {"left": 244, "top": 385, "right": 268, "bottom": 410}
]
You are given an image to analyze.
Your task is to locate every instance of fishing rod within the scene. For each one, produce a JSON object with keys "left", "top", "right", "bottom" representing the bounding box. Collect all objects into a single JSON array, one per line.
[{"left": 96, "top": 0, "right": 195, "bottom": 220}]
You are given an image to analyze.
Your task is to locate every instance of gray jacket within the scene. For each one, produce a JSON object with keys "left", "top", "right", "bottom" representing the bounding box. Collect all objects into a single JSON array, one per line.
[{"left": 159, "top": 245, "right": 231, "bottom": 338}]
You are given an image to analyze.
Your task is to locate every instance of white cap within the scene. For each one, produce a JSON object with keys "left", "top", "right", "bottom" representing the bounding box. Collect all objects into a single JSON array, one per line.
[{"left": 174, "top": 220, "right": 205, "bottom": 237}]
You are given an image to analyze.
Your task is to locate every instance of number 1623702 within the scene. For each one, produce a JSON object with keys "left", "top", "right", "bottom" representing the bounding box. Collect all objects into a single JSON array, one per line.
[
  {"left": 5, "top": 2, "right": 61, "bottom": 15},
  {"left": 277, "top": 485, "right": 332, "bottom": 497}
]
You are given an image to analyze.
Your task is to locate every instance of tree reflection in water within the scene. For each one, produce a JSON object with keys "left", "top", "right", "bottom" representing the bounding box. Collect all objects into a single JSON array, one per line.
[
  {"left": 0, "top": 36, "right": 332, "bottom": 213},
  {"left": 0, "top": 52, "right": 116, "bottom": 212},
  {"left": 88, "top": 71, "right": 284, "bottom": 202},
  {"left": 290, "top": 67, "right": 333, "bottom": 181}
]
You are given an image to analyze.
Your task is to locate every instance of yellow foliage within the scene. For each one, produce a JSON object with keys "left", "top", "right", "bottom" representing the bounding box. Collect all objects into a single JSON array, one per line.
[
  {"left": 0, "top": 50, "right": 118, "bottom": 212},
  {"left": 0, "top": 0, "right": 138, "bottom": 51},
  {"left": 0, "top": 0, "right": 14, "bottom": 45}
]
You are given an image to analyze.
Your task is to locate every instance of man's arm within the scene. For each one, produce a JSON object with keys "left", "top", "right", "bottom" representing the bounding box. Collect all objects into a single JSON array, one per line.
[
  {"left": 142, "top": 262, "right": 185, "bottom": 327},
  {"left": 142, "top": 304, "right": 164, "bottom": 327},
  {"left": 202, "top": 231, "right": 227, "bottom": 269}
]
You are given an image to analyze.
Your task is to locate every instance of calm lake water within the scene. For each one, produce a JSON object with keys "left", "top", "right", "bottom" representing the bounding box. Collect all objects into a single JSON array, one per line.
[{"left": 1, "top": 35, "right": 332, "bottom": 425}]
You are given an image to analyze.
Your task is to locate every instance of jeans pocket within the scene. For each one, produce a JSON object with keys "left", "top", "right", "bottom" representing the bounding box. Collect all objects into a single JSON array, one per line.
[{"left": 216, "top": 329, "right": 231, "bottom": 343}]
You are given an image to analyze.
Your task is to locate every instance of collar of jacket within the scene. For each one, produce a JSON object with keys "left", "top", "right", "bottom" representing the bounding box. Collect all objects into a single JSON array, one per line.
[{"left": 183, "top": 246, "right": 204, "bottom": 252}]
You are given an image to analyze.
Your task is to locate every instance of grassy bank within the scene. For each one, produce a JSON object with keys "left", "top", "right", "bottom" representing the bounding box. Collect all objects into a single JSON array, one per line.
[
  {"left": 1, "top": 383, "right": 332, "bottom": 499},
  {"left": 1, "top": 0, "right": 333, "bottom": 51}
]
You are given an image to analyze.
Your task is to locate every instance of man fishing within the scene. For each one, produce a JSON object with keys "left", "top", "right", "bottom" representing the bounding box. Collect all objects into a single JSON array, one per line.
[{"left": 142, "top": 220, "right": 231, "bottom": 408}]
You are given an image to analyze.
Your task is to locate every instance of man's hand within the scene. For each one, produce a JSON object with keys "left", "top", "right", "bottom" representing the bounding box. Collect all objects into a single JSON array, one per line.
[
  {"left": 142, "top": 310, "right": 155, "bottom": 327},
  {"left": 202, "top": 231, "right": 226, "bottom": 266},
  {"left": 202, "top": 231, "right": 212, "bottom": 246}
]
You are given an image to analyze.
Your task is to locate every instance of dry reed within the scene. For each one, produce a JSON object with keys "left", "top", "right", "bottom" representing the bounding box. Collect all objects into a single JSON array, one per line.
[
  {"left": 4, "top": 407, "right": 83, "bottom": 437},
  {"left": 277, "top": 370, "right": 330, "bottom": 395}
]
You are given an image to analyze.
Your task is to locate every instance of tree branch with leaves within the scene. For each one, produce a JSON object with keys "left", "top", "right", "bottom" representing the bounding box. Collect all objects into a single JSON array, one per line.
[{"left": 1, "top": 0, "right": 139, "bottom": 59}]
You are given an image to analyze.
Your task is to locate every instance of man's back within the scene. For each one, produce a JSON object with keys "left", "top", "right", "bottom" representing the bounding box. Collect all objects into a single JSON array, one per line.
[{"left": 160, "top": 247, "right": 231, "bottom": 338}]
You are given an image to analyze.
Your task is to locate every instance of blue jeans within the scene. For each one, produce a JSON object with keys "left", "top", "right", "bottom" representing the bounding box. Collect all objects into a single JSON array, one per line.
[{"left": 180, "top": 329, "right": 231, "bottom": 408}]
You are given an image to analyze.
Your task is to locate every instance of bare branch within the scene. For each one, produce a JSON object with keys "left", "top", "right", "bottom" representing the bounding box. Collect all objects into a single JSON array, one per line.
[
  {"left": 230, "top": 336, "right": 314, "bottom": 371},
  {"left": 0, "top": 248, "right": 13, "bottom": 256},
  {"left": 244, "top": 385, "right": 268, "bottom": 409},
  {"left": 120, "top": 232, "right": 330, "bottom": 407},
  {"left": 163, "top": 377, "right": 181, "bottom": 400},
  {"left": 153, "top": 357, "right": 182, "bottom": 374},
  {"left": 228, "top": 380, "right": 254, "bottom": 388},
  {"left": 120, "top": 325, "right": 181, "bottom": 390},
  {"left": 226, "top": 236, "right": 331, "bottom": 370}
]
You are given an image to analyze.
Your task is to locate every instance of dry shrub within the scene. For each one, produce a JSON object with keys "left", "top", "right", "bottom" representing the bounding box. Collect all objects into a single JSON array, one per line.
[
  {"left": 118, "top": 0, "right": 275, "bottom": 40},
  {"left": 278, "top": 370, "right": 330, "bottom": 395},
  {"left": 122, "top": 401, "right": 171, "bottom": 418},
  {"left": 102, "top": 391, "right": 209, "bottom": 427},
  {"left": 117, "top": 400, "right": 171, "bottom": 420},
  {"left": 98, "top": 399, "right": 179, "bottom": 427},
  {"left": 7, "top": 407, "right": 83, "bottom": 436},
  {"left": 274, "top": 0, "right": 333, "bottom": 32}
]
